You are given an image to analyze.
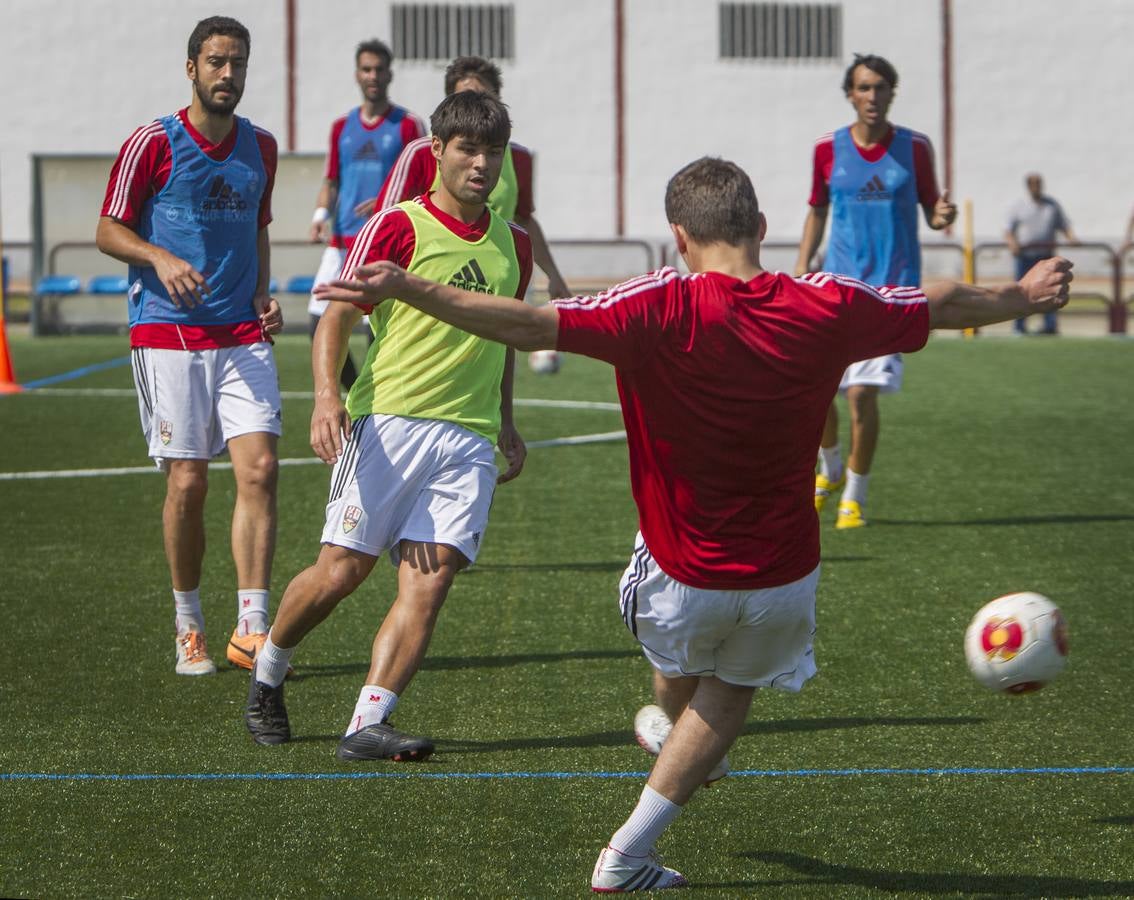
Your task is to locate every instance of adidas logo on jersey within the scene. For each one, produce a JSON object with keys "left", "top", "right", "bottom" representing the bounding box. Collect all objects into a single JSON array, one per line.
[
  {"left": 856, "top": 174, "right": 893, "bottom": 202},
  {"left": 201, "top": 175, "right": 250, "bottom": 212},
  {"left": 448, "top": 258, "right": 491, "bottom": 294},
  {"left": 353, "top": 140, "right": 381, "bottom": 162}
]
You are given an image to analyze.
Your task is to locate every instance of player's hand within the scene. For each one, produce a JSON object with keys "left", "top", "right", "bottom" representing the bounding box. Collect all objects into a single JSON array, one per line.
[
  {"left": 932, "top": 189, "right": 957, "bottom": 229},
  {"left": 308, "top": 221, "right": 328, "bottom": 244},
  {"left": 495, "top": 423, "right": 527, "bottom": 484},
  {"left": 314, "top": 261, "right": 409, "bottom": 305},
  {"left": 1019, "top": 256, "right": 1073, "bottom": 310},
  {"left": 310, "top": 392, "right": 352, "bottom": 464},
  {"left": 153, "top": 249, "right": 209, "bottom": 308},
  {"left": 545, "top": 274, "right": 572, "bottom": 300},
  {"left": 254, "top": 293, "right": 284, "bottom": 335},
  {"left": 353, "top": 198, "right": 377, "bottom": 219}
]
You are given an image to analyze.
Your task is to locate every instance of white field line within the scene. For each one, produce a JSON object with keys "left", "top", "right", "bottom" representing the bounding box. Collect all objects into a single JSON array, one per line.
[
  {"left": 0, "top": 429, "right": 626, "bottom": 481},
  {"left": 4, "top": 390, "right": 623, "bottom": 480},
  {"left": 24, "top": 388, "right": 622, "bottom": 412}
]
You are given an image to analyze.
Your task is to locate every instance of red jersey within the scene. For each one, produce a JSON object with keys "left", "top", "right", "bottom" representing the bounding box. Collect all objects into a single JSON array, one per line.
[
  {"left": 101, "top": 109, "right": 278, "bottom": 350},
  {"left": 807, "top": 125, "right": 940, "bottom": 209},
  {"left": 555, "top": 268, "right": 929, "bottom": 590},
  {"left": 375, "top": 136, "right": 535, "bottom": 221},
  {"left": 342, "top": 192, "right": 534, "bottom": 311}
]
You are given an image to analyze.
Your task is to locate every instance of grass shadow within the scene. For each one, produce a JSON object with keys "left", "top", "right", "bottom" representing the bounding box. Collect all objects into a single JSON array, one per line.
[
  {"left": 736, "top": 849, "right": 1134, "bottom": 897},
  {"left": 872, "top": 513, "right": 1134, "bottom": 528},
  {"left": 293, "top": 648, "right": 641, "bottom": 681},
  {"left": 437, "top": 713, "right": 983, "bottom": 756},
  {"left": 462, "top": 560, "right": 629, "bottom": 574}
]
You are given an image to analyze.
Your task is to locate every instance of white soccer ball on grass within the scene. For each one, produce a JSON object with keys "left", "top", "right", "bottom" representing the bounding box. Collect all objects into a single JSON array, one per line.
[{"left": 963, "top": 592, "right": 1068, "bottom": 694}]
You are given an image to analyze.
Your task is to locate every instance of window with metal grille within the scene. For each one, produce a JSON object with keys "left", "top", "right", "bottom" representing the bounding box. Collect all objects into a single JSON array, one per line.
[
  {"left": 392, "top": 4, "right": 515, "bottom": 61},
  {"left": 719, "top": 3, "right": 842, "bottom": 60}
]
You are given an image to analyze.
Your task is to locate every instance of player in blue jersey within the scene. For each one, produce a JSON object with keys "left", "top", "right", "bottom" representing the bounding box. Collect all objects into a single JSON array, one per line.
[
  {"left": 97, "top": 16, "right": 284, "bottom": 677},
  {"left": 307, "top": 40, "right": 425, "bottom": 388},
  {"left": 795, "top": 54, "right": 956, "bottom": 529}
]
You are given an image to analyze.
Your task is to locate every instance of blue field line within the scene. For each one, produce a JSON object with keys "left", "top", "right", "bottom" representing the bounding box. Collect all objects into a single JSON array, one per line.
[
  {"left": 2, "top": 765, "right": 1130, "bottom": 783},
  {"left": 21, "top": 355, "right": 132, "bottom": 390}
]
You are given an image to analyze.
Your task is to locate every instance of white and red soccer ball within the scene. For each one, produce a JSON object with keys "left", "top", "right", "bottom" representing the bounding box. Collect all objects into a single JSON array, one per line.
[{"left": 963, "top": 592, "right": 1068, "bottom": 694}]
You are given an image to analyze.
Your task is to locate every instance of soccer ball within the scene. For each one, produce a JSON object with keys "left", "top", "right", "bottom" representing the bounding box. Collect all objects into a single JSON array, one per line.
[
  {"left": 528, "top": 349, "right": 561, "bottom": 374},
  {"left": 963, "top": 592, "right": 1068, "bottom": 694}
]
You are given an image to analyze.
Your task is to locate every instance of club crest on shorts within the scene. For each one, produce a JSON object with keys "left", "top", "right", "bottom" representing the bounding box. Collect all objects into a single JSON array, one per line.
[
  {"left": 342, "top": 505, "right": 363, "bottom": 534},
  {"left": 159, "top": 420, "right": 173, "bottom": 445}
]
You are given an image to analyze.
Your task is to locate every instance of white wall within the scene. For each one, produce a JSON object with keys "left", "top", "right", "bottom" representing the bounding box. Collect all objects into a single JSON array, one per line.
[{"left": 1, "top": 0, "right": 1131, "bottom": 255}]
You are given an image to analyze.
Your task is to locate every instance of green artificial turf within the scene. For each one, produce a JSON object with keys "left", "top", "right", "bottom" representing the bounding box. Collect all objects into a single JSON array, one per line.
[{"left": 0, "top": 333, "right": 1131, "bottom": 897}]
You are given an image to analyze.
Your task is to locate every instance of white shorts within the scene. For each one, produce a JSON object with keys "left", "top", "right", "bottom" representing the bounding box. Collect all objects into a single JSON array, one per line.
[
  {"left": 320, "top": 414, "right": 498, "bottom": 565},
  {"left": 307, "top": 245, "right": 348, "bottom": 317},
  {"left": 618, "top": 533, "right": 819, "bottom": 689},
  {"left": 131, "top": 343, "right": 282, "bottom": 463},
  {"left": 839, "top": 353, "right": 903, "bottom": 393}
]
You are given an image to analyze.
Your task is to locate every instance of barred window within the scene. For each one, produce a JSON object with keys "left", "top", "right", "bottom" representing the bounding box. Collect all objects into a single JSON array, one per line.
[
  {"left": 392, "top": 4, "right": 515, "bottom": 61},
  {"left": 719, "top": 3, "right": 842, "bottom": 60}
]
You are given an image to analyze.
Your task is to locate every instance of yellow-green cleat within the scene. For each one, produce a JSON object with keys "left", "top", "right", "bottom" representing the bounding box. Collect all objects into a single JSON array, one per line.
[
  {"left": 835, "top": 499, "right": 866, "bottom": 529},
  {"left": 814, "top": 472, "right": 846, "bottom": 512}
]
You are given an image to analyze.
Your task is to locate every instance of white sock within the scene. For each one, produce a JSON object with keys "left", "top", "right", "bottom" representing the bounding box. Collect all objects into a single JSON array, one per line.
[
  {"left": 236, "top": 589, "right": 270, "bottom": 635},
  {"left": 608, "top": 785, "right": 683, "bottom": 857},
  {"left": 253, "top": 632, "right": 294, "bottom": 688},
  {"left": 819, "top": 445, "right": 843, "bottom": 481},
  {"left": 346, "top": 685, "right": 399, "bottom": 736},
  {"left": 843, "top": 468, "right": 870, "bottom": 505},
  {"left": 173, "top": 588, "right": 204, "bottom": 634}
]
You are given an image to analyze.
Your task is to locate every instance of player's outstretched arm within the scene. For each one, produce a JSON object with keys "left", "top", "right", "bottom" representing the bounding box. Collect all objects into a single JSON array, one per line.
[
  {"left": 314, "top": 261, "right": 560, "bottom": 351},
  {"left": 95, "top": 216, "right": 209, "bottom": 308},
  {"left": 926, "top": 256, "right": 1073, "bottom": 330}
]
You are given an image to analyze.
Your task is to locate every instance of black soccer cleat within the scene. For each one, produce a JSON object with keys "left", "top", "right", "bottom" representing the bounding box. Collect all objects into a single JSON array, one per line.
[
  {"left": 244, "top": 673, "right": 291, "bottom": 746},
  {"left": 336, "top": 722, "right": 434, "bottom": 762}
]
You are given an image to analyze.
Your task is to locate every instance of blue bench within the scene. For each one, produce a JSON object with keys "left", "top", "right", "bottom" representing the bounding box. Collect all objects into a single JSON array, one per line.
[{"left": 87, "top": 275, "right": 130, "bottom": 294}]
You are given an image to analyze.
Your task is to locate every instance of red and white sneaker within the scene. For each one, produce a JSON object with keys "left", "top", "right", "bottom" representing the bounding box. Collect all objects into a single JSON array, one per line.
[
  {"left": 634, "top": 704, "right": 729, "bottom": 785},
  {"left": 591, "top": 845, "right": 687, "bottom": 892},
  {"left": 175, "top": 631, "right": 216, "bottom": 676}
]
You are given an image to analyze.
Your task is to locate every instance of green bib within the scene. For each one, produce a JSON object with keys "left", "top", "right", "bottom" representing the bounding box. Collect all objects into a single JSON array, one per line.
[
  {"left": 430, "top": 143, "right": 519, "bottom": 221},
  {"left": 346, "top": 200, "right": 522, "bottom": 442}
]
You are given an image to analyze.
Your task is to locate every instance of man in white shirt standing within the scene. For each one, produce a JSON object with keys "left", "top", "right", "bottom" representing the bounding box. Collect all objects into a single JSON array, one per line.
[{"left": 1006, "top": 173, "right": 1078, "bottom": 335}]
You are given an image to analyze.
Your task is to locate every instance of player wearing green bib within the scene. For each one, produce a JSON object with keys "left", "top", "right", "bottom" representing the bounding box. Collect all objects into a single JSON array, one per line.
[{"left": 244, "top": 91, "right": 533, "bottom": 760}]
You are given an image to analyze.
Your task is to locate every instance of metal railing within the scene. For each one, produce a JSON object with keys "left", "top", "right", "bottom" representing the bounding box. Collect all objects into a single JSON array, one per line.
[{"left": 973, "top": 241, "right": 1125, "bottom": 334}]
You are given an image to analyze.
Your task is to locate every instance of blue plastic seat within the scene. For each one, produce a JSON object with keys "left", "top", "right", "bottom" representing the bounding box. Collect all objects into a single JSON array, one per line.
[
  {"left": 36, "top": 275, "right": 81, "bottom": 295},
  {"left": 87, "top": 275, "right": 130, "bottom": 294},
  {"left": 285, "top": 275, "right": 316, "bottom": 295}
]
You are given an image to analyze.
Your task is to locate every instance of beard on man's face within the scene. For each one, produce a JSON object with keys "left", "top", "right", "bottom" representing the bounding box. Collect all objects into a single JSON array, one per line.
[{"left": 194, "top": 78, "right": 242, "bottom": 114}]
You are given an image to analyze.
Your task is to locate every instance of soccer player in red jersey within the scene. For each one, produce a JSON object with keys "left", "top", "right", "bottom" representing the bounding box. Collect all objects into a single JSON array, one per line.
[
  {"left": 96, "top": 16, "right": 283, "bottom": 678},
  {"left": 317, "top": 157, "right": 1071, "bottom": 891},
  {"left": 375, "top": 56, "right": 570, "bottom": 300}
]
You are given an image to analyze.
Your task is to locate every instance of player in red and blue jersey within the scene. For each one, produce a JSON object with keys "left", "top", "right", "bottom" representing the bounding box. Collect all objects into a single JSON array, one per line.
[
  {"left": 97, "top": 16, "right": 283, "bottom": 679},
  {"left": 307, "top": 40, "right": 425, "bottom": 387},
  {"left": 796, "top": 54, "right": 957, "bottom": 530},
  {"left": 316, "top": 156, "right": 1071, "bottom": 891}
]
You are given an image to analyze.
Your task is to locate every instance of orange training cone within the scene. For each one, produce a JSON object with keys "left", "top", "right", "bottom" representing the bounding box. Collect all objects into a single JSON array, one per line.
[{"left": 0, "top": 307, "right": 22, "bottom": 394}]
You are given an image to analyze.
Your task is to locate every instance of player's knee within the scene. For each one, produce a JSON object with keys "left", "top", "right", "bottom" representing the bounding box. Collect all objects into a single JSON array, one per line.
[
  {"left": 237, "top": 451, "right": 279, "bottom": 493},
  {"left": 321, "top": 554, "right": 372, "bottom": 599},
  {"left": 166, "top": 465, "right": 208, "bottom": 507}
]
